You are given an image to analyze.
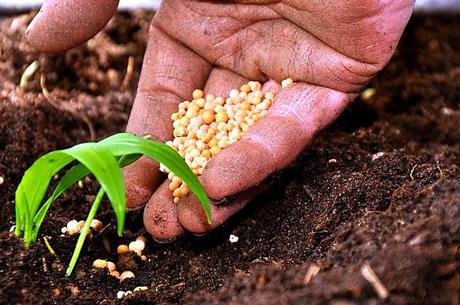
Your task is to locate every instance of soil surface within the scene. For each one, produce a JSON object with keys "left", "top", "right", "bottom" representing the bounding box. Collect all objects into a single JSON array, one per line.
[{"left": 0, "top": 11, "right": 459, "bottom": 305}]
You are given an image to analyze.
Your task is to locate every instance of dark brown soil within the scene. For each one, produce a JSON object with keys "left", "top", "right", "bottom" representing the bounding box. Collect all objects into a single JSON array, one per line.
[{"left": 0, "top": 11, "right": 459, "bottom": 305}]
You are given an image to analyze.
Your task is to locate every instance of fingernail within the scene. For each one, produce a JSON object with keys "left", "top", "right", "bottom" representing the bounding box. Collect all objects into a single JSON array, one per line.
[
  {"left": 214, "top": 194, "right": 238, "bottom": 205},
  {"left": 150, "top": 235, "right": 180, "bottom": 244}
]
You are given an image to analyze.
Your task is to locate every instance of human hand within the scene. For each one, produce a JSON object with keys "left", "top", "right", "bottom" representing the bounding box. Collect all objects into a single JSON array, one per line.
[{"left": 26, "top": 0, "right": 414, "bottom": 242}]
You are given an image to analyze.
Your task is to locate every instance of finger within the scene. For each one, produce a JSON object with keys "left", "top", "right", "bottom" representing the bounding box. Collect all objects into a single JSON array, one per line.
[
  {"left": 261, "top": 79, "right": 281, "bottom": 96},
  {"left": 204, "top": 68, "right": 248, "bottom": 97},
  {"left": 143, "top": 181, "right": 184, "bottom": 242},
  {"left": 123, "top": 157, "right": 163, "bottom": 210},
  {"left": 143, "top": 176, "right": 270, "bottom": 237},
  {"left": 126, "top": 25, "right": 211, "bottom": 139},
  {"left": 201, "top": 84, "right": 351, "bottom": 200},
  {"left": 124, "top": 25, "right": 211, "bottom": 209},
  {"left": 177, "top": 182, "right": 271, "bottom": 235},
  {"left": 142, "top": 69, "right": 247, "bottom": 237},
  {"left": 26, "top": 0, "right": 119, "bottom": 53}
]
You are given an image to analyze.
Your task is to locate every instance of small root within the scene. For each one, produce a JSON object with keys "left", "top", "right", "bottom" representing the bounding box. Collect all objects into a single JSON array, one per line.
[
  {"left": 436, "top": 161, "right": 444, "bottom": 178},
  {"left": 40, "top": 74, "right": 96, "bottom": 140},
  {"left": 42, "top": 256, "right": 48, "bottom": 273},
  {"left": 410, "top": 164, "right": 418, "bottom": 180},
  {"left": 303, "top": 263, "right": 321, "bottom": 285},
  {"left": 121, "top": 56, "right": 135, "bottom": 91},
  {"left": 20, "top": 60, "right": 40, "bottom": 88},
  {"left": 360, "top": 262, "right": 389, "bottom": 299}
]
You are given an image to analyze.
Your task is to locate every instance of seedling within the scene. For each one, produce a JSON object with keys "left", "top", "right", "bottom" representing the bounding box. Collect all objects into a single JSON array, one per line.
[
  {"left": 43, "top": 236, "right": 57, "bottom": 256},
  {"left": 14, "top": 133, "right": 211, "bottom": 276},
  {"left": 20, "top": 60, "right": 40, "bottom": 88}
]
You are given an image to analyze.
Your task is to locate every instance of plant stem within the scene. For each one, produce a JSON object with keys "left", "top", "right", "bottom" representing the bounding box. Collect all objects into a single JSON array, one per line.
[
  {"left": 43, "top": 236, "right": 57, "bottom": 256},
  {"left": 23, "top": 196, "right": 33, "bottom": 247},
  {"left": 66, "top": 155, "right": 128, "bottom": 276},
  {"left": 65, "top": 187, "right": 105, "bottom": 276},
  {"left": 20, "top": 60, "right": 39, "bottom": 88}
]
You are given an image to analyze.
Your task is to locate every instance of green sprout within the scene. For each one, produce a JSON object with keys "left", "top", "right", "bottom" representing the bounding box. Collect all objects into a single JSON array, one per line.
[
  {"left": 43, "top": 236, "right": 57, "bottom": 256},
  {"left": 14, "top": 133, "right": 211, "bottom": 276}
]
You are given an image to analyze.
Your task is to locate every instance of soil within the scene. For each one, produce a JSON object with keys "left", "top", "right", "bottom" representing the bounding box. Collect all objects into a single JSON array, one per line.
[{"left": 0, "top": 11, "right": 459, "bottom": 305}]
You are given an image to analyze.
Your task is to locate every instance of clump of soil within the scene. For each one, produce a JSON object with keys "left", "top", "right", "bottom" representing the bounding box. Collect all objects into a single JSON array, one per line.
[{"left": 0, "top": 11, "right": 459, "bottom": 305}]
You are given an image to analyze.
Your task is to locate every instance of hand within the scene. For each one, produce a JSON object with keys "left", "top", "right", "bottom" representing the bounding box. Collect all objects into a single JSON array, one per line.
[{"left": 27, "top": 0, "right": 415, "bottom": 242}]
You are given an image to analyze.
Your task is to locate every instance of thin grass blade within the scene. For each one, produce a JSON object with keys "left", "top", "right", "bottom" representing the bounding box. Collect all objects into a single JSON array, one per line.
[
  {"left": 16, "top": 142, "right": 126, "bottom": 243},
  {"left": 32, "top": 154, "right": 140, "bottom": 240},
  {"left": 99, "top": 133, "right": 211, "bottom": 223},
  {"left": 62, "top": 143, "right": 126, "bottom": 236},
  {"left": 15, "top": 152, "right": 75, "bottom": 241},
  {"left": 65, "top": 187, "right": 105, "bottom": 276}
]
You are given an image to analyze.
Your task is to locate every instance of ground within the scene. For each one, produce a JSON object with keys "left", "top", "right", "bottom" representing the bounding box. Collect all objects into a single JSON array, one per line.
[{"left": 0, "top": 11, "right": 458, "bottom": 305}]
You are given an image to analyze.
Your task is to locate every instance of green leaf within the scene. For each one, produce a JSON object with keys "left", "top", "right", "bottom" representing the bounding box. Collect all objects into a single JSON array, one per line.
[
  {"left": 31, "top": 163, "right": 89, "bottom": 240},
  {"left": 32, "top": 154, "right": 141, "bottom": 240},
  {"left": 99, "top": 133, "right": 212, "bottom": 223},
  {"left": 15, "top": 152, "right": 74, "bottom": 243},
  {"left": 62, "top": 143, "right": 125, "bottom": 236},
  {"left": 15, "top": 132, "right": 211, "bottom": 275},
  {"left": 15, "top": 143, "right": 126, "bottom": 242}
]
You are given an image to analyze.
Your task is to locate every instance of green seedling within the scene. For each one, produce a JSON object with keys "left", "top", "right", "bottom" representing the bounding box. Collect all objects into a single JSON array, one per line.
[
  {"left": 14, "top": 133, "right": 211, "bottom": 276},
  {"left": 43, "top": 236, "right": 56, "bottom": 256}
]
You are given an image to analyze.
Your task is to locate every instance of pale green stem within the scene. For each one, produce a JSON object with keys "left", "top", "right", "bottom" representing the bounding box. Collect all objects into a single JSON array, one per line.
[
  {"left": 20, "top": 60, "right": 39, "bottom": 88},
  {"left": 65, "top": 187, "right": 105, "bottom": 276},
  {"left": 43, "top": 236, "right": 57, "bottom": 256}
]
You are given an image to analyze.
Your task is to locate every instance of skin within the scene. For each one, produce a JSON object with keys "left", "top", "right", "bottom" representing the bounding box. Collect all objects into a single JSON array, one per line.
[{"left": 26, "top": 0, "right": 415, "bottom": 241}]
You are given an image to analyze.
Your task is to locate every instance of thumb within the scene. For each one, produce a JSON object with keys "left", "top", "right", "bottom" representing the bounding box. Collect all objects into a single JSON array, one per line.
[{"left": 26, "top": 0, "right": 119, "bottom": 53}]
